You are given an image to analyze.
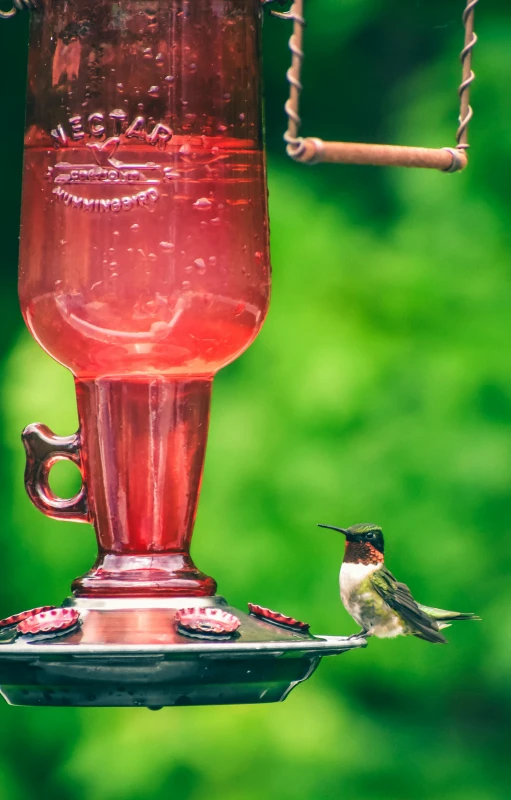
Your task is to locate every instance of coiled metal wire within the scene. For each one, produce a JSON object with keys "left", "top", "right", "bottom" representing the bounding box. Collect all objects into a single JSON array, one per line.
[{"left": 457, "top": 0, "right": 479, "bottom": 148}]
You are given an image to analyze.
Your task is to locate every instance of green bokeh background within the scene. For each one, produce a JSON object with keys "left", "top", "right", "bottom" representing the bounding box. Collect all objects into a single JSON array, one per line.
[{"left": 0, "top": 2, "right": 510, "bottom": 798}]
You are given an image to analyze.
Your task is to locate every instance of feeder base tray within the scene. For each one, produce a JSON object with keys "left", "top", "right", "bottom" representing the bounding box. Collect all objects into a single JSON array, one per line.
[{"left": 0, "top": 597, "right": 366, "bottom": 708}]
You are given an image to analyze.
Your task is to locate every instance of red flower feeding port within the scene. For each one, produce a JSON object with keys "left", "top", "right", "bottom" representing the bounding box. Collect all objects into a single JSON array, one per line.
[{"left": 0, "top": 0, "right": 477, "bottom": 707}]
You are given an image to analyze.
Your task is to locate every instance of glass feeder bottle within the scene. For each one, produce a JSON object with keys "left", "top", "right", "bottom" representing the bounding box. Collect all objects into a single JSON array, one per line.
[{"left": 19, "top": 0, "right": 271, "bottom": 597}]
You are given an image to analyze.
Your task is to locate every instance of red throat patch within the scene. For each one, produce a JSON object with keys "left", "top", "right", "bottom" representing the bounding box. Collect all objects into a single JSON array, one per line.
[{"left": 344, "top": 541, "right": 384, "bottom": 565}]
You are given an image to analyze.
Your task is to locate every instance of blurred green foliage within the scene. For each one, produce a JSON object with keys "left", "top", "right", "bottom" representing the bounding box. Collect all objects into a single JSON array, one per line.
[{"left": 0, "top": 2, "right": 510, "bottom": 799}]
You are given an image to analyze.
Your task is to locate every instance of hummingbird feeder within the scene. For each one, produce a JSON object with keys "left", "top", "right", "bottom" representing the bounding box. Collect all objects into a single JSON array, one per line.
[{"left": 0, "top": 0, "right": 478, "bottom": 707}]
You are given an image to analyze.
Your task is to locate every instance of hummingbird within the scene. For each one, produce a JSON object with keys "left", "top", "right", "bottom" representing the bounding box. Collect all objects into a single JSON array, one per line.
[{"left": 318, "top": 522, "right": 479, "bottom": 643}]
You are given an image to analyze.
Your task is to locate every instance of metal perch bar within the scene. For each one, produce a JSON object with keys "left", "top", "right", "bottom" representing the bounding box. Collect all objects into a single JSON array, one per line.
[{"left": 275, "top": 0, "right": 479, "bottom": 172}]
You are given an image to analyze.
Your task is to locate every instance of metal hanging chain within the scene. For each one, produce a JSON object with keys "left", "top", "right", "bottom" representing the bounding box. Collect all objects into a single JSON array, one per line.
[
  {"left": 273, "top": 0, "right": 479, "bottom": 172},
  {"left": 0, "top": 0, "right": 40, "bottom": 19}
]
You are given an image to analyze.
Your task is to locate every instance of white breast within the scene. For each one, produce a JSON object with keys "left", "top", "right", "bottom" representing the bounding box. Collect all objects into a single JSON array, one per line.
[
  {"left": 340, "top": 561, "right": 406, "bottom": 637},
  {"left": 340, "top": 561, "right": 379, "bottom": 608}
]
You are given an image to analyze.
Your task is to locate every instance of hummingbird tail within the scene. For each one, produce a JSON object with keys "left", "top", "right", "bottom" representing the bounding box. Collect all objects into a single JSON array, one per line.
[{"left": 418, "top": 604, "right": 480, "bottom": 622}]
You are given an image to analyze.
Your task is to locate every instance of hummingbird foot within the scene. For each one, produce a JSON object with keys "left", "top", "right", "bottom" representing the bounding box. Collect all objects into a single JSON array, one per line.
[{"left": 348, "top": 628, "right": 369, "bottom": 640}]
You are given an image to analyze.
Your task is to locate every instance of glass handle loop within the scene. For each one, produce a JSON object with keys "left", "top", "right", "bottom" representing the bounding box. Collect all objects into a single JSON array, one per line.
[
  {"left": 0, "top": 0, "right": 41, "bottom": 18},
  {"left": 22, "top": 423, "right": 89, "bottom": 522},
  {"left": 0, "top": 5, "right": 17, "bottom": 17}
]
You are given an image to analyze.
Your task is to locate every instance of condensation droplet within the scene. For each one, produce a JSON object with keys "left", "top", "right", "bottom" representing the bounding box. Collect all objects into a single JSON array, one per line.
[
  {"left": 159, "top": 241, "right": 174, "bottom": 251},
  {"left": 188, "top": 62, "right": 198, "bottom": 73},
  {"left": 182, "top": 281, "right": 191, "bottom": 289},
  {"left": 113, "top": 231, "right": 120, "bottom": 237},
  {"left": 143, "top": 48, "right": 153, "bottom": 59},
  {"left": 193, "top": 197, "right": 212, "bottom": 211},
  {"left": 116, "top": 83, "right": 124, "bottom": 92},
  {"left": 239, "top": 112, "right": 245, "bottom": 122},
  {"left": 223, "top": 92, "right": 231, "bottom": 101},
  {"left": 131, "top": 223, "right": 140, "bottom": 231},
  {"left": 165, "top": 75, "right": 175, "bottom": 83},
  {"left": 211, "top": 217, "right": 221, "bottom": 225},
  {"left": 194, "top": 258, "right": 206, "bottom": 273},
  {"left": 148, "top": 85, "right": 160, "bottom": 97},
  {"left": 148, "top": 253, "right": 157, "bottom": 261},
  {"left": 155, "top": 53, "right": 164, "bottom": 64},
  {"left": 208, "top": 256, "right": 217, "bottom": 266}
]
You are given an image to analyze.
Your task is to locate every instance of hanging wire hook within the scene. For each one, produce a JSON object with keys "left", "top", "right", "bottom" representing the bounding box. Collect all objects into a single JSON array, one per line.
[{"left": 272, "top": 0, "right": 479, "bottom": 171}]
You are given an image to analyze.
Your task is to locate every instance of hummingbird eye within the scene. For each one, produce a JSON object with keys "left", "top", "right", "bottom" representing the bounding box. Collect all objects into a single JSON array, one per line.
[{"left": 366, "top": 532, "right": 375, "bottom": 539}]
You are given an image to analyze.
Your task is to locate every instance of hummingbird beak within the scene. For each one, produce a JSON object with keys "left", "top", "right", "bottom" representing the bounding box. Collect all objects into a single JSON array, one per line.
[{"left": 317, "top": 524, "right": 348, "bottom": 536}]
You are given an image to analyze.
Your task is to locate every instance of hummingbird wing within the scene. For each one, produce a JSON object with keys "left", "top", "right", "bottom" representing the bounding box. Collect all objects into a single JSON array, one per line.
[{"left": 371, "top": 566, "right": 448, "bottom": 644}]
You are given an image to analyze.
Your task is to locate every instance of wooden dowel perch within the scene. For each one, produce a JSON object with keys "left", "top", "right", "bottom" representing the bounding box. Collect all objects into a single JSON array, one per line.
[{"left": 288, "top": 139, "right": 467, "bottom": 172}]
